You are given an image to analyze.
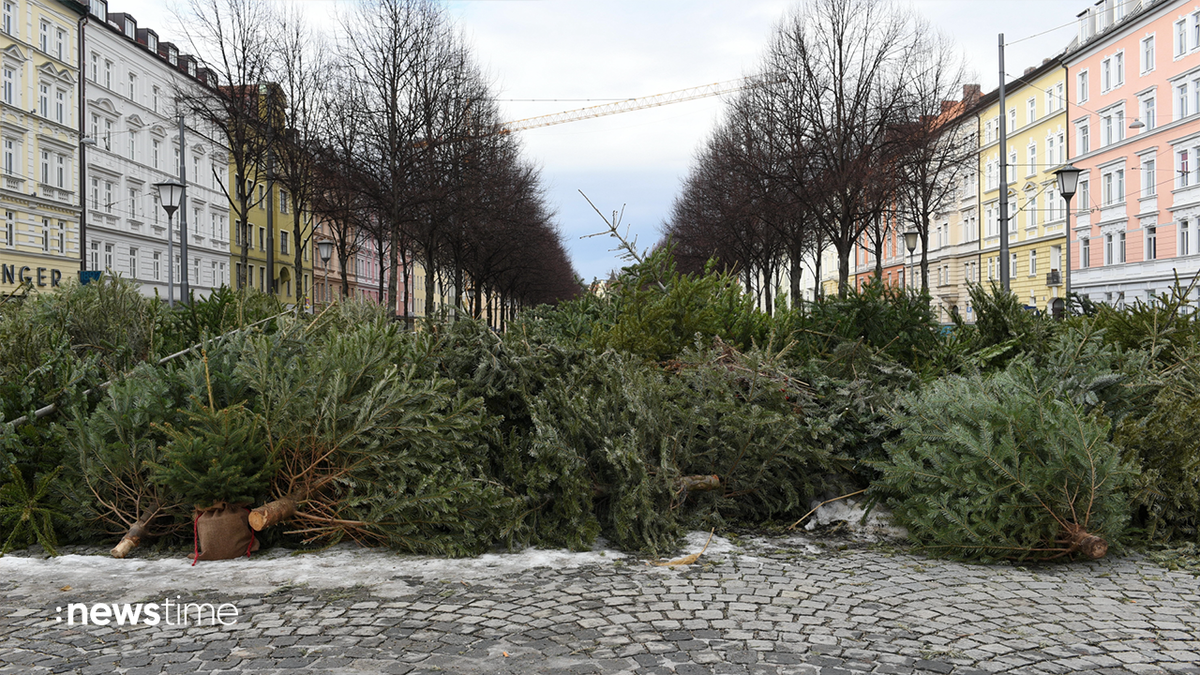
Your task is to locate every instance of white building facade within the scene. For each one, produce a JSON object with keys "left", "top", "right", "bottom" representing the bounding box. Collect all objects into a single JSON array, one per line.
[{"left": 81, "top": 0, "right": 229, "bottom": 300}]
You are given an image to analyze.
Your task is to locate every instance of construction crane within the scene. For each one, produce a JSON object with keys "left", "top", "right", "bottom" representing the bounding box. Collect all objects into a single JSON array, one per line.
[{"left": 497, "top": 76, "right": 768, "bottom": 134}]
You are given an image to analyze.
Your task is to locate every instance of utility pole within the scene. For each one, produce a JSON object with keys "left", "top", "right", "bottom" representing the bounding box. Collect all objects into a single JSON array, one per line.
[
  {"left": 998, "top": 33, "right": 1010, "bottom": 291},
  {"left": 178, "top": 112, "right": 190, "bottom": 302}
]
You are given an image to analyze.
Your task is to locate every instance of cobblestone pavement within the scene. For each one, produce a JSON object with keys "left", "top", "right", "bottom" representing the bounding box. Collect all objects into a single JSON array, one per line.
[{"left": 2, "top": 535, "right": 1199, "bottom": 675}]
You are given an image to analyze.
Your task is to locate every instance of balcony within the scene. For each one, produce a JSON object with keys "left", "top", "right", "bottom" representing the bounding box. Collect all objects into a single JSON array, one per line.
[{"left": 1046, "top": 270, "right": 1062, "bottom": 286}]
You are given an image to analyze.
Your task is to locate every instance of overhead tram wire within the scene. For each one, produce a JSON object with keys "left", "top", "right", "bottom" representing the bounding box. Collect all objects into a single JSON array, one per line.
[{"left": 494, "top": 76, "right": 773, "bottom": 134}]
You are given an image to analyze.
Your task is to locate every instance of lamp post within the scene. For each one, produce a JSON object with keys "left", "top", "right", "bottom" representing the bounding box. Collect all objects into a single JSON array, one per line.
[
  {"left": 1055, "top": 164, "right": 1082, "bottom": 313},
  {"left": 154, "top": 179, "right": 185, "bottom": 308},
  {"left": 904, "top": 230, "right": 919, "bottom": 290},
  {"left": 317, "top": 239, "right": 334, "bottom": 307}
]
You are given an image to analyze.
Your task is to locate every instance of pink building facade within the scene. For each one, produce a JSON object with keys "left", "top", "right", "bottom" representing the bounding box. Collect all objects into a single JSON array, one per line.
[
  {"left": 1067, "top": 0, "right": 1200, "bottom": 306},
  {"left": 312, "top": 220, "right": 384, "bottom": 306}
]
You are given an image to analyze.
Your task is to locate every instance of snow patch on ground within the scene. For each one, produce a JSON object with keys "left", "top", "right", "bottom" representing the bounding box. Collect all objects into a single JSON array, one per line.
[
  {"left": 0, "top": 542, "right": 628, "bottom": 602},
  {"left": 803, "top": 499, "right": 908, "bottom": 541}
]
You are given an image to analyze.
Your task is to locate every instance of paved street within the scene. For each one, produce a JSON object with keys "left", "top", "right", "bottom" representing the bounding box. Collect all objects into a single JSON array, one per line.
[{"left": 1, "top": 533, "right": 1198, "bottom": 675}]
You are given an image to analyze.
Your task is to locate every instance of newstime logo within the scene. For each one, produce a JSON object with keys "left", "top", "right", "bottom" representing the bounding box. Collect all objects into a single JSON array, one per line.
[{"left": 56, "top": 597, "right": 239, "bottom": 626}]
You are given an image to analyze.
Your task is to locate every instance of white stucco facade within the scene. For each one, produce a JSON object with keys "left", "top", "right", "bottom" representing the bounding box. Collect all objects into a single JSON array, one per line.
[{"left": 81, "top": 1, "right": 229, "bottom": 301}]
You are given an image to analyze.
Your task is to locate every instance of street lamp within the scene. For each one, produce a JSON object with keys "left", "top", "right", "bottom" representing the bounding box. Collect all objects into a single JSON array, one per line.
[
  {"left": 317, "top": 239, "right": 334, "bottom": 306},
  {"left": 904, "top": 230, "right": 919, "bottom": 290},
  {"left": 1055, "top": 164, "right": 1082, "bottom": 314},
  {"left": 154, "top": 179, "right": 185, "bottom": 307}
]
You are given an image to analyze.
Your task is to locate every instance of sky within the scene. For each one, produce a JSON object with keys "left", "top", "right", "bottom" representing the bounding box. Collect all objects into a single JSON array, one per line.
[{"left": 111, "top": 0, "right": 1092, "bottom": 283}]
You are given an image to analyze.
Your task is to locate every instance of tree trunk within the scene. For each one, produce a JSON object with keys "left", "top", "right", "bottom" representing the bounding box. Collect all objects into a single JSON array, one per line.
[
  {"left": 1062, "top": 523, "right": 1107, "bottom": 559},
  {"left": 249, "top": 496, "right": 298, "bottom": 531},
  {"left": 111, "top": 511, "right": 155, "bottom": 558}
]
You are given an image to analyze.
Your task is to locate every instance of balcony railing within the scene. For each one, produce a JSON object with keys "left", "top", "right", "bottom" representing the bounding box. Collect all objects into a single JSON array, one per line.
[{"left": 1046, "top": 270, "right": 1062, "bottom": 286}]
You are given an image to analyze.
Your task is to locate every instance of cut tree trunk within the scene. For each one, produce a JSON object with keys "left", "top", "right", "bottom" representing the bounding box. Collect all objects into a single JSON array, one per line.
[
  {"left": 1062, "top": 523, "right": 1108, "bottom": 559},
  {"left": 678, "top": 475, "right": 721, "bottom": 492},
  {"left": 249, "top": 496, "right": 298, "bottom": 531},
  {"left": 110, "top": 517, "right": 152, "bottom": 559}
]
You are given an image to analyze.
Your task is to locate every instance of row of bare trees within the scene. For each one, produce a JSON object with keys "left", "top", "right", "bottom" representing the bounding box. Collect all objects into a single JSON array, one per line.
[
  {"left": 663, "top": 0, "right": 978, "bottom": 302},
  {"left": 176, "top": 0, "right": 578, "bottom": 324}
]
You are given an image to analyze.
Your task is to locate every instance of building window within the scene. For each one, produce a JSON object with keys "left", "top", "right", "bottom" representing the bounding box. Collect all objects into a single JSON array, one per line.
[
  {"left": 1146, "top": 226, "right": 1157, "bottom": 260},
  {"left": 1177, "top": 19, "right": 1189, "bottom": 57},
  {"left": 1079, "top": 180, "right": 1090, "bottom": 213},
  {"left": 104, "top": 181, "right": 113, "bottom": 213},
  {"left": 39, "top": 22, "right": 49, "bottom": 52},
  {"left": 279, "top": 189, "right": 288, "bottom": 213},
  {"left": 1077, "top": 70, "right": 1089, "bottom": 103},
  {"left": 2, "top": 139, "right": 13, "bottom": 175},
  {"left": 1115, "top": 51, "right": 1125, "bottom": 87},
  {"left": 1180, "top": 219, "right": 1191, "bottom": 256},
  {"left": 258, "top": 226, "right": 264, "bottom": 250},
  {"left": 1180, "top": 149, "right": 1191, "bottom": 188},
  {"left": 1102, "top": 58, "right": 1112, "bottom": 91},
  {"left": 152, "top": 86, "right": 159, "bottom": 113},
  {"left": 104, "top": 243, "right": 113, "bottom": 270},
  {"left": 41, "top": 218, "right": 49, "bottom": 251},
  {"left": 54, "top": 88, "right": 64, "bottom": 124},
  {"left": 90, "top": 242, "right": 99, "bottom": 270},
  {"left": 55, "top": 27, "right": 64, "bottom": 60},
  {"left": 55, "top": 153, "right": 64, "bottom": 187},
  {"left": 1102, "top": 169, "right": 1125, "bottom": 205},
  {"left": 1119, "top": 232, "right": 1126, "bottom": 262},
  {"left": 1141, "top": 94, "right": 1156, "bottom": 130},
  {"left": 1078, "top": 122, "right": 1089, "bottom": 154},
  {"left": 104, "top": 60, "right": 111, "bottom": 90},
  {"left": 280, "top": 230, "right": 289, "bottom": 255},
  {"left": 153, "top": 252, "right": 160, "bottom": 281},
  {"left": 128, "top": 73, "right": 136, "bottom": 100},
  {"left": 1029, "top": 250, "right": 1037, "bottom": 276},
  {"left": 129, "top": 247, "right": 138, "bottom": 278},
  {"left": 1105, "top": 233, "right": 1114, "bottom": 264},
  {"left": 1178, "top": 83, "right": 1190, "bottom": 119},
  {"left": 39, "top": 150, "right": 49, "bottom": 183},
  {"left": 128, "top": 188, "right": 137, "bottom": 217},
  {"left": 1027, "top": 142, "right": 1037, "bottom": 177},
  {"left": 1027, "top": 97, "right": 1036, "bottom": 125},
  {"left": 2, "top": 66, "right": 13, "bottom": 104},
  {"left": 104, "top": 119, "right": 112, "bottom": 150},
  {"left": 37, "top": 83, "right": 48, "bottom": 117},
  {"left": 56, "top": 220, "right": 63, "bottom": 253},
  {"left": 1142, "top": 35, "right": 1155, "bottom": 73},
  {"left": 152, "top": 139, "right": 160, "bottom": 168},
  {"left": 1, "top": 2, "right": 13, "bottom": 36},
  {"left": 1143, "top": 159, "right": 1156, "bottom": 196},
  {"left": 1010, "top": 253, "right": 1018, "bottom": 278}
]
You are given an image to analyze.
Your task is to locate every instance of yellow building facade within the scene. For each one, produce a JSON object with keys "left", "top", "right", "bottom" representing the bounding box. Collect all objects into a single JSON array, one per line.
[
  {"left": 0, "top": 0, "right": 85, "bottom": 295},
  {"left": 229, "top": 172, "right": 309, "bottom": 305},
  {"left": 978, "top": 59, "right": 1070, "bottom": 312}
]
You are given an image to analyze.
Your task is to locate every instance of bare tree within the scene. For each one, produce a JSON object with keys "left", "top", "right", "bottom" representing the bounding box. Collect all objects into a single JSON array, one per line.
[
  {"left": 272, "top": 4, "right": 332, "bottom": 305},
  {"left": 176, "top": 0, "right": 277, "bottom": 290},
  {"left": 748, "top": 0, "right": 923, "bottom": 296},
  {"left": 892, "top": 27, "right": 976, "bottom": 290}
]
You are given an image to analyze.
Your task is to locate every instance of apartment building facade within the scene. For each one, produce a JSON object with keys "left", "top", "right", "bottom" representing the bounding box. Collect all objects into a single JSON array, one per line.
[
  {"left": 81, "top": 0, "right": 231, "bottom": 301},
  {"left": 978, "top": 58, "right": 1072, "bottom": 314},
  {"left": 0, "top": 0, "right": 85, "bottom": 295},
  {"left": 1067, "top": 0, "right": 1200, "bottom": 306}
]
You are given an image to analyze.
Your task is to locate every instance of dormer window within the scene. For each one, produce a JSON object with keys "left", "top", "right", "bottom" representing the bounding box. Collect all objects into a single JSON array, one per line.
[
  {"left": 168, "top": 47, "right": 177, "bottom": 66},
  {"left": 88, "top": 0, "right": 106, "bottom": 21},
  {"left": 124, "top": 17, "right": 135, "bottom": 39},
  {"left": 147, "top": 34, "right": 157, "bottom": 52},
  {"left": 187, "top": 61, "right": 196, "bottom": 77}
]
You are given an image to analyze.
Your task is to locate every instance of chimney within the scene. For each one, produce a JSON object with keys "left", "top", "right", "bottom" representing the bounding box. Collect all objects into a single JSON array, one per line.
[{"left": 962, "top": 84, "right": 981, "bottom": 102}]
